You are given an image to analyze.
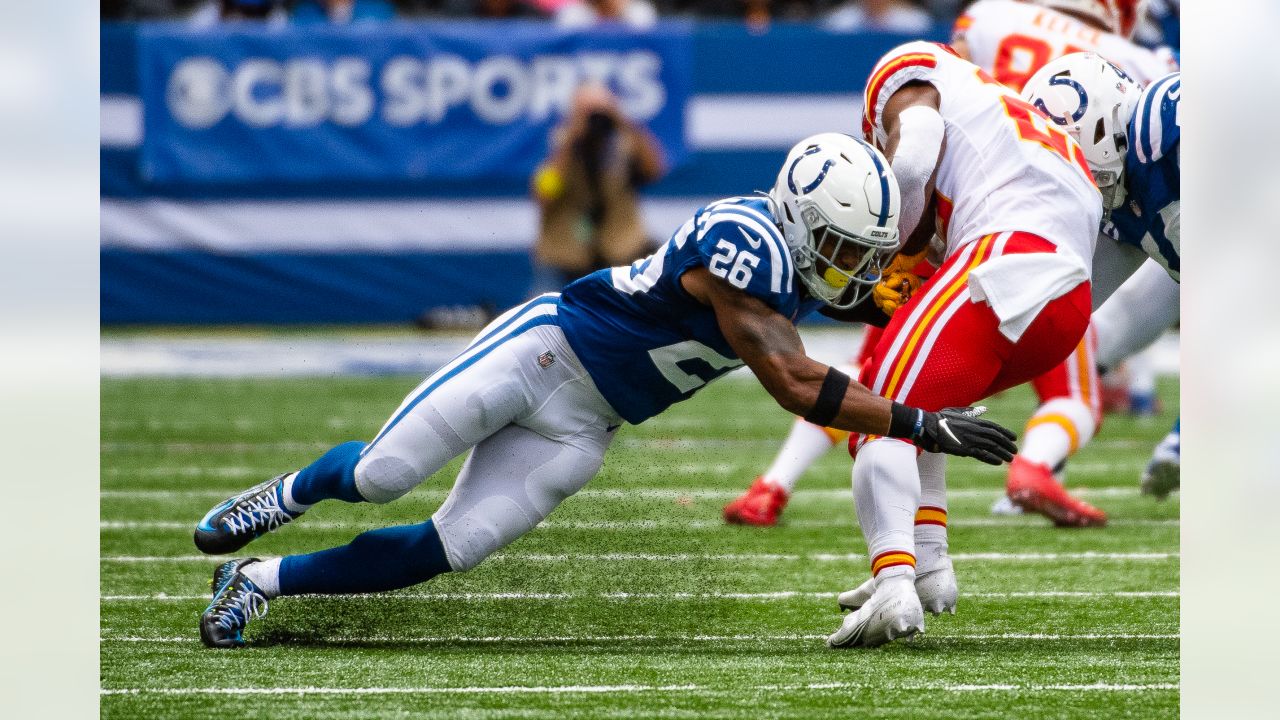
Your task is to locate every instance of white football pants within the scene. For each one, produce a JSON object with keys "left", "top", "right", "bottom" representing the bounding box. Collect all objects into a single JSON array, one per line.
[{"left": 352, "top": 294, "right": 621, "bottom": 571}]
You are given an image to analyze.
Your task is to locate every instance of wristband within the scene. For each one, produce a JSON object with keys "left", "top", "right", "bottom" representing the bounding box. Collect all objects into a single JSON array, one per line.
[
  {"left": 803, "top": 367, "right": 851, "bottom": 427},
  {"left": 888, "top": 401, "right": 925, "bottom": 441}
]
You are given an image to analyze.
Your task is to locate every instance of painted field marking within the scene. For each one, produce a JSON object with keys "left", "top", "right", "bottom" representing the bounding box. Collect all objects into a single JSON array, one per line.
[
  {"left": 99, "top": 517, "right": 1179, "bottom": 531},
  {"left": 99, "top": 551, "right": 1179, "bottom": 564},
  {"left": 100, "top": 590, "right": 1179, "bottom": 602},
  {"left": 99, "top": 631, "right": 1179, "bottom": 643},
  {"left": 100, "top": 486, "right": 1160, "bottom": 500},
  {"left": 101, "top": 681, "right": 1178, "bottom": 696}
]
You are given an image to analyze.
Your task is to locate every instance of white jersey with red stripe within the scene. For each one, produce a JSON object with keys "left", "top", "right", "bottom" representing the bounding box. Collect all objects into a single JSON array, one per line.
[
  {"left": 862, "top": 41, "right": 1101, "bottom": 267},
  {"left": 953, "top": 0, "right": 1178, "bottom": 91}
]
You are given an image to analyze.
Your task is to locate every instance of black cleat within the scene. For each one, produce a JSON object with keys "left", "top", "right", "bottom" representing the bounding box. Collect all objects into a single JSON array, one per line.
[
  {"left": 201, "top": 558, "right": 268, "bottom": 649},
  {"left": 194, "top": 474, "right": 303, "bottom": 555}
]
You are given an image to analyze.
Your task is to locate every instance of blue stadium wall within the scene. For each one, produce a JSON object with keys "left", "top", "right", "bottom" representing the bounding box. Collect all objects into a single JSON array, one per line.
[{"left": 101, "top": 21, "right": 947, "bottom": 324}]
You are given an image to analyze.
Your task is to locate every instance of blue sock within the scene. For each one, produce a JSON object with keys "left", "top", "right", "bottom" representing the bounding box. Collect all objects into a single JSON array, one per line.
[
  {"left": 290, "top": 441, "right": 367, "bottom": 505},
  {"left": 278, "top": 519, "right": 452, "bottom": 596}
]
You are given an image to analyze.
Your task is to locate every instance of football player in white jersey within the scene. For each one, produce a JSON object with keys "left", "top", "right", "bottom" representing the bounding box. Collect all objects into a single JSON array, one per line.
[
  {"left": 827, "top": 41, "right": 1101, "bottom": 647},
  {"left": 957, "top": 2, "right": 1180, "bottom": 524},
  {"left": 188, "top": 134, "right": 1020, "bottom": 648},
  {"left": 722, "top": 0, "right": 1175, "bottom": 529},
  {"left": 953, "top": 0, "right": 1175, "bottom": 91}
]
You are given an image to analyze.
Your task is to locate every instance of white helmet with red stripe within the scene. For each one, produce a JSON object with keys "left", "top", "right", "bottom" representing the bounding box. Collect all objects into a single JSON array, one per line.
[
  {"left": 769, "top": 133, "right": 901, "bottom": 309},
  {"left": 1031, "top": 0, "right": 1145, "bottom": 38}
]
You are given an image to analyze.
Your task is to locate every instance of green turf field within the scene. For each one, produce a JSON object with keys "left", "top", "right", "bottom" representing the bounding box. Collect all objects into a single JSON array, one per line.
[{"left": 101, "top": 374, "right": 1179, "bottom": 718}]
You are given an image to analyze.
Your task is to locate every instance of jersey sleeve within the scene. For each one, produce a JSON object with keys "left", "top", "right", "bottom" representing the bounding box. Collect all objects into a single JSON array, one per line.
[
  {"left": 1130, "top": 73, "right": 1180, "bottom": 165},
  {"left": 863, "top": 41, "right": 945, "bottom": 139},
  {"left": 693, "top": 201, "right": 796, "bottom": 312}
]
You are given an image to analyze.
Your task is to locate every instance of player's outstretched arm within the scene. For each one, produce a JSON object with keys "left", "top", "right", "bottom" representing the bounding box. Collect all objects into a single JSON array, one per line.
[{"left": 682, "top": 268, "right": 1018, "bottom": 464}]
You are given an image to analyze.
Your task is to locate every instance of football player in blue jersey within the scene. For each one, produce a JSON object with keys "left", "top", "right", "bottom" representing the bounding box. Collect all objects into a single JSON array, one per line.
[
  {"left": 1023, "top": 56, "right": 1180, "bottom": 498},
  {"left": 190, "top": 133, "right": 1020, "bottom": 648}
]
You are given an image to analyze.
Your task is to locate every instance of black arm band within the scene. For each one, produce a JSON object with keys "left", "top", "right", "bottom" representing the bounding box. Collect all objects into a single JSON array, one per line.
[
  {"left": 887, "top": 401, "right": 925, "bottom": 440},
  {"left": 803, "top": 367, "right": 851, "bottom": 427}
]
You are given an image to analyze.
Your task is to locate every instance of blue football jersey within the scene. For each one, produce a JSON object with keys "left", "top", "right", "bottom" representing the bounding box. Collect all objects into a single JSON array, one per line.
[
  {"left": 556, "top": 196, "right": 822, "bottom": 424},
  {"left": 1106, "top": 72, "right": 1180, "bottom": 282}
]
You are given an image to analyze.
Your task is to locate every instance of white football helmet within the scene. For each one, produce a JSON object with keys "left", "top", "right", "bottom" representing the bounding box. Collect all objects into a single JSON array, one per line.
[
  {"left": 1022, "top": 52, "right": 1140, "bottom": 211},
  {"left": 1030, "top": 0, "right": 1145, "bottom": 38},
  {"left": 768, "top": 133, "right": 900, "bottom": 310}
]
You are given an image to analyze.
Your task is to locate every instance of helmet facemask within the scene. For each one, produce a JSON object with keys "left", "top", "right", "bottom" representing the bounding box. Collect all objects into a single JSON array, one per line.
[{"left": 791, "top": 198, "right": 899, "bottom": 310}]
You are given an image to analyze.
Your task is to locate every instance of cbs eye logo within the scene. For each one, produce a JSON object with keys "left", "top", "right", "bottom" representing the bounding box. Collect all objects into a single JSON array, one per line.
[{"left": 166, "top": 57, "right": 233, "bottom": 130}]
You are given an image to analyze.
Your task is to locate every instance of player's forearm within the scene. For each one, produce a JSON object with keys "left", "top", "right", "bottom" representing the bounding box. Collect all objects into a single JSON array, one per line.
[{"left": 759, "top": 357, "right": 893, "bottom": 436}]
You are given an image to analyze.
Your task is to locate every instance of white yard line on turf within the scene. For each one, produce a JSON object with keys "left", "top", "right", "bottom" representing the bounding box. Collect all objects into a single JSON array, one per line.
[
  {"left": 101, "top": 438, "right": 1163, "bottom": 461},
  {"left": 99, "top": 632, "right": 1179, "bottom": 643},
  {"left": 99, "top": 551, "right": 1179, "bottom": 563},
  {"left": 99, "top": 590, "right": 1179, "bottom": 601},
  {"left": 100, "top": 486, "right": 1156, "bottom": 500},
  {"left": 98, "top": 517, "right": 1180, "bottom": 531},
  {"left": 100, "top": 460, "right": 1146, "bottom": 476},
  {"left": 100, "top": 682, "right": 1177, "bottom": 696}
]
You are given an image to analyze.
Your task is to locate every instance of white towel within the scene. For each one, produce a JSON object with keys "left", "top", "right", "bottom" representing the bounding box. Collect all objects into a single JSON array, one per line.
[{"left": 968, "top": 250, "right": 1089, "bottom": 343}]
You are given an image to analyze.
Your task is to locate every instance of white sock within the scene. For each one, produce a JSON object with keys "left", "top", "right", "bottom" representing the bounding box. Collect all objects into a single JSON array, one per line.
[
  {"left": 915, "top": 451, "right": 949, "bottom": 574},
  {"left": 280, "top": 471, "right": 313, "bottom": 515},
  {"left": 762, "top": 419, "right": 838, "bottom": 494},
  {"left": 853, "top": 438, "right": 919, "bottom": 579},
  {"left": 241, "top": 558, "right": 282, "bottom": 598},
  {"left": 1021, "top": 398, "right": 1097, "bottom": 468}
]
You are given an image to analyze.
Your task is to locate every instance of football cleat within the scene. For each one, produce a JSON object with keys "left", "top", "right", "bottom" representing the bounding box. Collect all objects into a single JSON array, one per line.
[
  {"left": 723, "top": 477, "right": 789, "bottom": 527},
  {"left": 838, "top": 557, "right": 957, "bottom": 616},
  {"left": 1140, "top": 427, "right": 1180, "bottom": 499},
  {"left": 1006, "top": 456, "right": 1107, "bottom": 528},
  {"left": 828, "top": 573, "right": 924, "bottom": 648},
  {"left": 194, "top": 473, "right": 303, "bottom": 555},
  {"left": 915, "top": 559, "right": 958, "bottom": 616},
  {"left": 200, "top": 558, "right": 269, "bottom": 649}
]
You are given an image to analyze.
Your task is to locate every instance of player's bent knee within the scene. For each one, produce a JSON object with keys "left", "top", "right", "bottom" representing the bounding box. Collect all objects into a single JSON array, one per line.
[
  {"left": 353, "top": 454, "right": 423, "bottom": 505},
  {"left": 433, "top": 496, "right": 538, "bottom": 572}
]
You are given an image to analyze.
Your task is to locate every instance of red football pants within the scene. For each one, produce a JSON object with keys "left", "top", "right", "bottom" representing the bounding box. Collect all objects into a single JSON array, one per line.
[{"left": 851, "top": 232, "right": 1091, "bottom": 453}]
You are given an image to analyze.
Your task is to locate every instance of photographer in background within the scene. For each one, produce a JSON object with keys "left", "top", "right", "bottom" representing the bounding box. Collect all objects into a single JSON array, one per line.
[{"left": 530, "top": 82, "right": 667, "bottom": 293}]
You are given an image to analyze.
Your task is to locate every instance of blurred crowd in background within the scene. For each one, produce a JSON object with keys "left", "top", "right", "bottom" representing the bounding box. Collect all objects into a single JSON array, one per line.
[
  {"left": 102, "top": 1, "right": 1002, "bottom": 29},
  {"left": 101, "top": 0, "right": 1179, "bottom": 47}
]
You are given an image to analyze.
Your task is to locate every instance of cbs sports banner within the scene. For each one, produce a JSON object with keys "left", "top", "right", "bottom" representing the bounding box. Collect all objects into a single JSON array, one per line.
[{"left": 136, "top": 22, "right": 692, "bottom": 184}]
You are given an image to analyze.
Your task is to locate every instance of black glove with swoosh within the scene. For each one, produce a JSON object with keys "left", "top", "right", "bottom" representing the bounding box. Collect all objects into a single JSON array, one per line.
[{"left": 888, "top": 404, "right": 1018, "bottom": 465}]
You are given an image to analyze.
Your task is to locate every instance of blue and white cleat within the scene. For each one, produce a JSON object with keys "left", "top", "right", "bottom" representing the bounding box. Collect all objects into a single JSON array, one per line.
[
  {"left": 194, "top": 473, "right": 303, "bottom": 555},
  {"left": 1141, "top": 421, "right": 1180, "bottom": 500},
  {"left": 200, "top": 558, "right": 269, "bottom": 649}
]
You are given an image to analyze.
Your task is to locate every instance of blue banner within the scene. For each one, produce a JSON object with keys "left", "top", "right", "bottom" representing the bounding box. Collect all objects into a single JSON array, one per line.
[{"left": 136, "top": 21, "right": 693, "bottom": 184}]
